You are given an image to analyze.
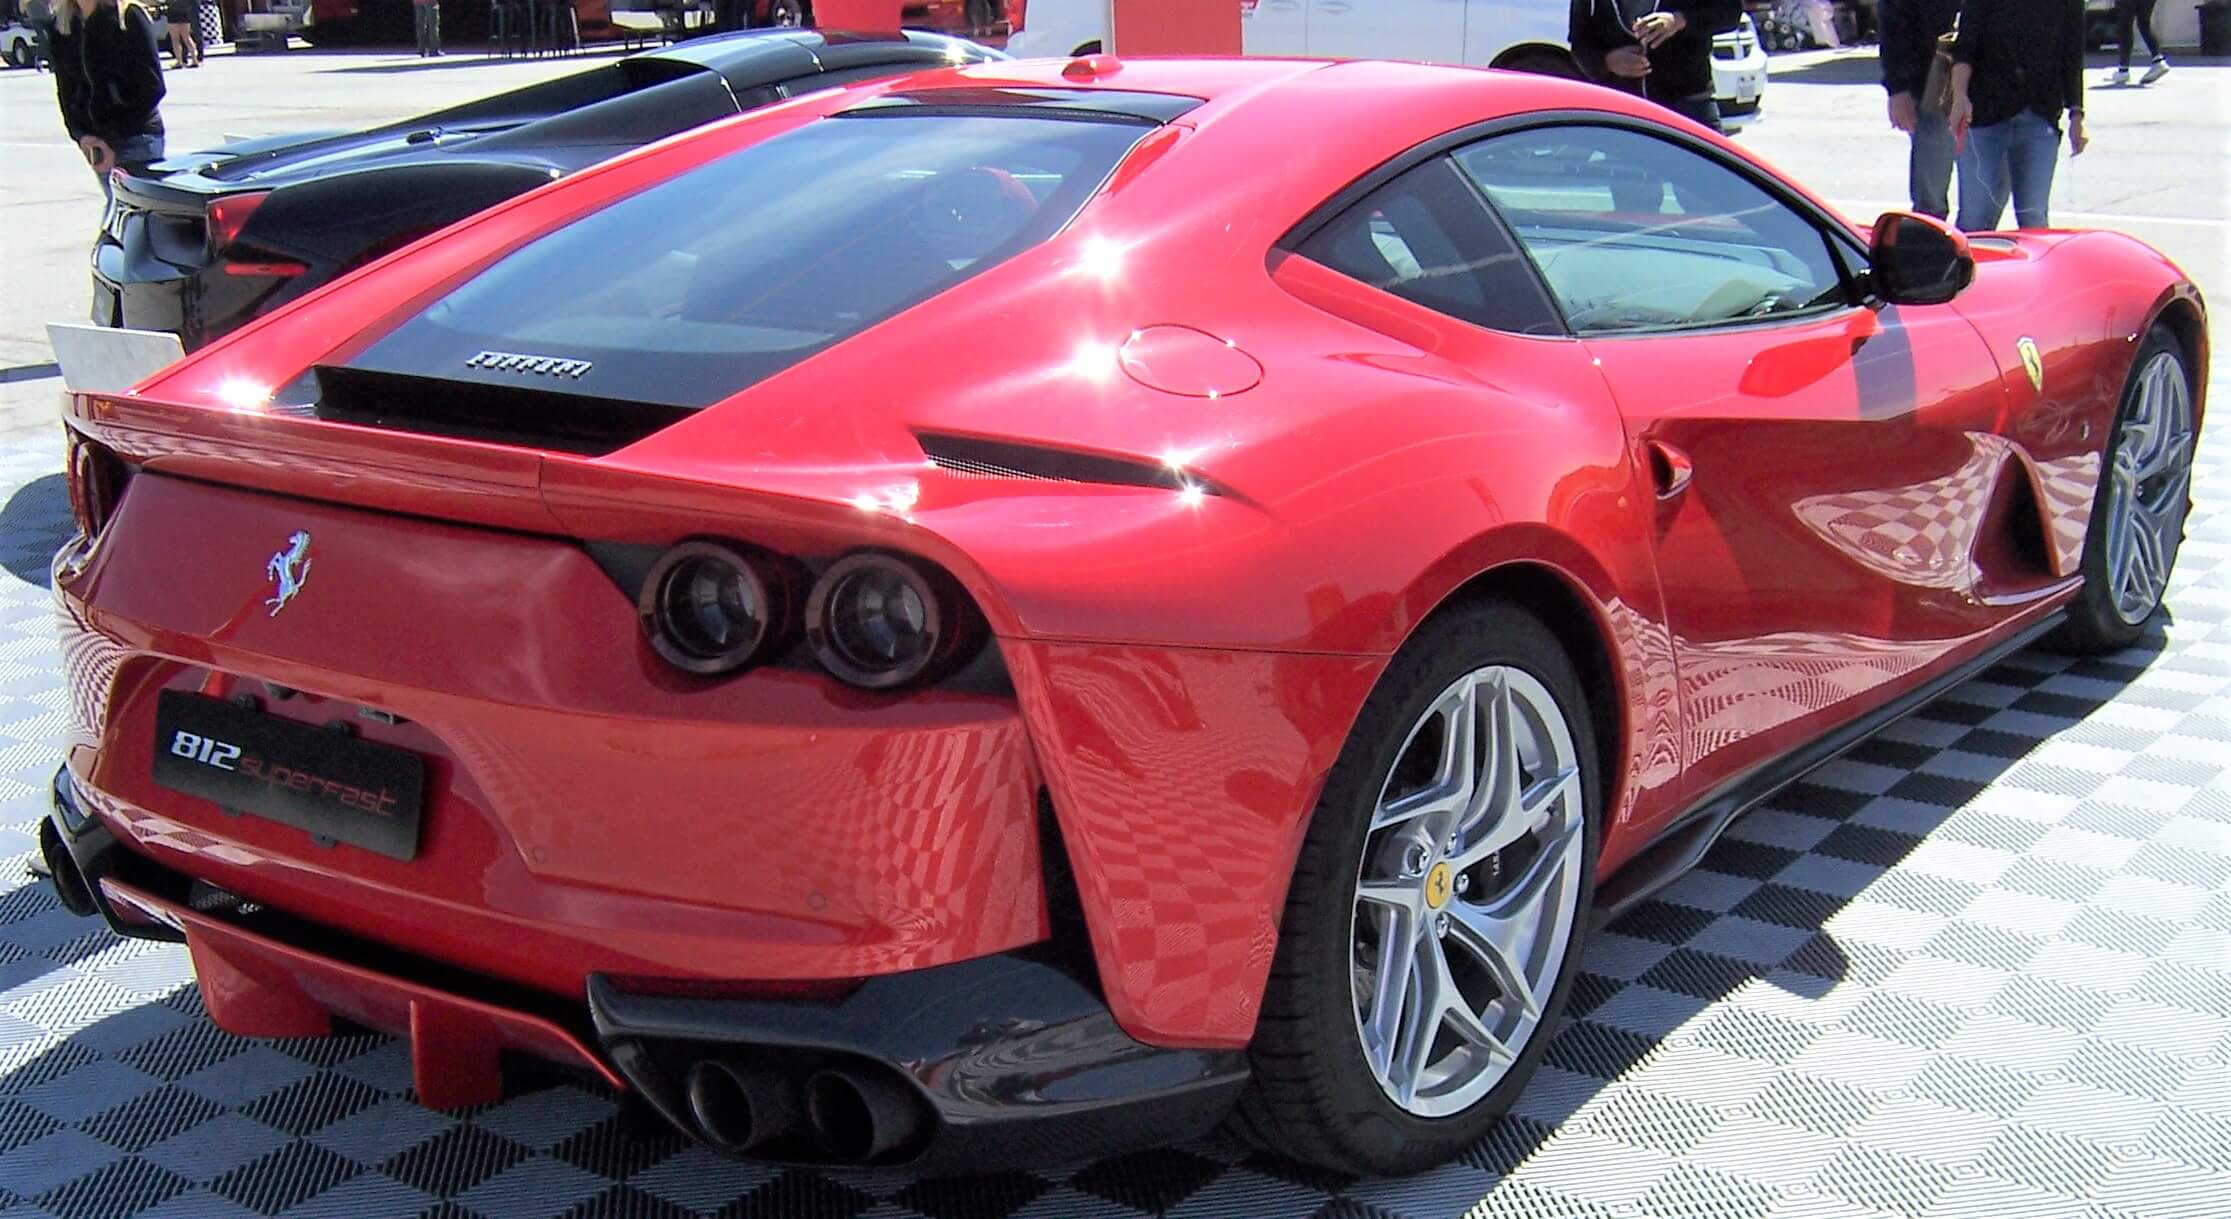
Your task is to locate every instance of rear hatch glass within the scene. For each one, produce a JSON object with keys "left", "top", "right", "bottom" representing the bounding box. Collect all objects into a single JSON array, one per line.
[{"left": 339, "top": 111, "right": 1151, "bottom": 411}]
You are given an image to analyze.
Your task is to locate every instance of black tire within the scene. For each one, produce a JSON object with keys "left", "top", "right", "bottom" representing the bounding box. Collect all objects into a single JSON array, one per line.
[
  {"left": 2050, "top": 325, "right": 2196, "bottom": 654},
  {"left": 6, "top": 41, "right": 31, "bottom": 68},
  {"left": 1500, "top": 48, "right": 1581, "bottom": 79},
  {"left": 1231, "top": 601, "right": 1601, "bottom": 1175},
  {"left": 760, "top": 0, "right": 807, "bottom": 27}
]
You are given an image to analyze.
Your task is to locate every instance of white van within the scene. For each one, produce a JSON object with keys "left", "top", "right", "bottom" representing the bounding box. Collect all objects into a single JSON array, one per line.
[{"left": 1007, "top": 0, "right": 1767, "bottom": 113}]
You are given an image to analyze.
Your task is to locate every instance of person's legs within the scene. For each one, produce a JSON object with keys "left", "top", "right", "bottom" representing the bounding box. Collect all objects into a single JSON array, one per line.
[
  {"left": 2005, "top": 112, "right": 2062, "bottom": 228},
  {"left": 1665, "top": 93, "right": 1725, "bottom": 134},
  {"left": 2115, "top": 0, "right": 2137, "bottom": 70},
  {"left": 2135, "top": 0, "right": 2170, "bottom": 80},
  {"left": 412, "top": 3, "right": 432, "bottom": 53},
  {"left": 427, "top": 1, "right": 440, "bottom": 53},
  {"left": 1910, "top": 108, "right": 1955, "bottom": 219},
  {"left": 1956, "top": 119, "right": 2012, "bottom": 232}
]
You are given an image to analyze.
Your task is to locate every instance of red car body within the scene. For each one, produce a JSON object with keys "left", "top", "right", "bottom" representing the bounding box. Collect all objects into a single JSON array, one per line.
[{"left": 46, "top": 56, "right": 2205, "bottom": 1166}]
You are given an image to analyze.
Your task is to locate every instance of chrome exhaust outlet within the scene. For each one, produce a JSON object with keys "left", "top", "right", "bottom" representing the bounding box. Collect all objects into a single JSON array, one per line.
[
  {"left": 684, "top": 1060, "right": 797, "bottom": 1154},
  {"left": 804, "top": 1067, "right": 925, "bottom": 1163}
]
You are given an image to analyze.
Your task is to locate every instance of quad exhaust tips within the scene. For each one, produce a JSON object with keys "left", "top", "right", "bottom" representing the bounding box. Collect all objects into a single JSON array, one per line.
[
  {"left": 684, "top": 1060, "right": 798, "bottom": 1154},
  {"left": 804, "top": 1067, "right": 925, "bottom": 1163}
]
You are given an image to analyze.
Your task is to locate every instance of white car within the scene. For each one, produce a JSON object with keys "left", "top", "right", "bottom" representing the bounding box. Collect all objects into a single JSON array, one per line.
[
  {"left": 2, "top": 20, "right": 39, "bottom": 69},
  {"left": 1712, "top": 14, "right": 1769, "bottom": 114},
  {"left": 1009, "top": 0, "right": 1766, "bottom": 114}
]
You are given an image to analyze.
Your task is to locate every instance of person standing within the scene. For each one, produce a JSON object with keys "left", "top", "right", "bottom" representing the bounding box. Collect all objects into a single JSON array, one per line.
[
  {"left": 1877, "top": 0, "right": 1961, "bottom": 219},
  {"left": 50, "top": 0, "right": 166, "bottom": 197},
  {"left": 2108, "top": 0, "right": 2170, "bottom": 85},
  {"left": 1570, "top": 0, "right": 1745, "bottom": 133},
  {"left": 411, "top": 0, "right": 440, "bottom": 56},
  {"left": 162, "top": 0, "right": 198, "bottom": 64},
  {"left": 1947, "top": 0, "right": 2086, "bottom": 231}
]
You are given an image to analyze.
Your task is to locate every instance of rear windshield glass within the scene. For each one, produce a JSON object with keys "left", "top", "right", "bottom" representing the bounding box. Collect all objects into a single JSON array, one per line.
[{"left": 347, "top": 113, "right": 1147, "bottom": 407}]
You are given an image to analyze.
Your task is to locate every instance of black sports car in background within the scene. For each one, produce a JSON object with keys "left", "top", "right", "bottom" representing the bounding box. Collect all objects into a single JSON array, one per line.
[{"left": 92, "top": 29, "right": 1002, "bottom": 349}]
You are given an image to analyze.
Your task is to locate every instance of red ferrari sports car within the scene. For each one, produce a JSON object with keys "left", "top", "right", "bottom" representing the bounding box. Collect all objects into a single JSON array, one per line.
[{"left": 44, "top": 56, "right": 2205, "bottom": 1174}]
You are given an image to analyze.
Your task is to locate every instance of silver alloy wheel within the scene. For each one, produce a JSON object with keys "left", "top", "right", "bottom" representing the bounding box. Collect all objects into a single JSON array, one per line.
[
  {"left": 1350, "top": 666, "right": 1585, "bottom": 1118},
  {"left": 2103, "top": 350, "right": 2196, "bottom": 625}
]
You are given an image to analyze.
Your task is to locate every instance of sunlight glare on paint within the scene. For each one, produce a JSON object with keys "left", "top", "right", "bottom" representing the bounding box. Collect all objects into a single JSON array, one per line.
[{"left": 217, "top": 378, "right": 268, "bottom": 411}]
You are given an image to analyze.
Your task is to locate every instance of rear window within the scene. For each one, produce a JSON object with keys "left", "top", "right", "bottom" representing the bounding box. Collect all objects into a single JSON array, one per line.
[{"left": 346, "top": 113, "right": 1147, "bottom": 408}]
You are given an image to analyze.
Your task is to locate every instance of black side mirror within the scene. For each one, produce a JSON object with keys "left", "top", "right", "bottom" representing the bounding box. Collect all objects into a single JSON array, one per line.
[{"left": 1868, "top": 211, "right": 1974, "bottom": 306}]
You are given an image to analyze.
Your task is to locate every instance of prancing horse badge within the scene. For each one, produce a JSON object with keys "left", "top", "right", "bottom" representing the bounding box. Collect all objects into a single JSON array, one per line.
[{"left": 2017, "top": 337, "right": 2044, "bottom": 392}]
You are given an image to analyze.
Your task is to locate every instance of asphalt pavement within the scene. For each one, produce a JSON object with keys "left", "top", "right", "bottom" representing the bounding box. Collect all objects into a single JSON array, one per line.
[{"left": 0, "top": 42, "right": 2224, "bottom": 432}]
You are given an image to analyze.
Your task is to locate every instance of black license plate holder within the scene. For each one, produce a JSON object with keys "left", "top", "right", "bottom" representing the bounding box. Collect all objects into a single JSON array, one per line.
[{"left": 151, "top": 690, "right": 425, "bottom": 861}]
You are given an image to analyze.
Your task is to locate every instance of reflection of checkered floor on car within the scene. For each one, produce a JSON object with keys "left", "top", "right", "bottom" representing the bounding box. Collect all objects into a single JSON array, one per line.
[{"left": 2, "top": 376, "right": 2229, "bottom": 1219}]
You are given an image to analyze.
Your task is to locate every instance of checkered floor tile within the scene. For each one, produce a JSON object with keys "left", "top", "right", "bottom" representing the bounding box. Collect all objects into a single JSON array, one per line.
[{"left": 3, "top": 361, "right": 2229, "bottom": 1219}]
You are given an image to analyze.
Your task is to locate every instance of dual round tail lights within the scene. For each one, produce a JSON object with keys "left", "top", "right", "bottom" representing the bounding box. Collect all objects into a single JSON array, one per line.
[{"left": 638, "top": 542, "right": 982, "bottom": 690}]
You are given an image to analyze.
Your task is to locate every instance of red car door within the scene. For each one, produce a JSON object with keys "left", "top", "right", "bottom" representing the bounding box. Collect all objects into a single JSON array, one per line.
[{"left": 1456, "top": 124, "right": 2014, "bottom": 820}]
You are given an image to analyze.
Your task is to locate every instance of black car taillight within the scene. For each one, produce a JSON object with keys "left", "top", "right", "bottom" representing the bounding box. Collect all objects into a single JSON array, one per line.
[
  {"left": 807, "top": 551, "right": 985, "bottom": 691},
  {"left": 65, "top": 432, "right": 131, "bottom": 539},
  {"left": 638, "top": 540, "right": 801, "bottom": 676},
  {"left": 207, "top": 192, "right": 305, "bottom": 277}
]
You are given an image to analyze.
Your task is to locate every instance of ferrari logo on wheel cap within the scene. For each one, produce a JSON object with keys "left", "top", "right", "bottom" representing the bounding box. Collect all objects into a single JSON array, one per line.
[
  {"left": 2018, "top": 337, "right": 2044, "bottom": 392},
  {"left": 1425, "top": 862, "right": 1453, "bottom": 909}
]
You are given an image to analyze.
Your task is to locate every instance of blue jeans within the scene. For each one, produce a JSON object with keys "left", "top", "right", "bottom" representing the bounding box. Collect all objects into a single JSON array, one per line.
[
  {"left": 1909, "top": 108, "right": 1955, "bottom": 220},
  {"left": 1957, "top": 110, "right": 2060, "bottom": 231},
  {"left": 96, "top": 133, "right": 166, "bottom": 197}
]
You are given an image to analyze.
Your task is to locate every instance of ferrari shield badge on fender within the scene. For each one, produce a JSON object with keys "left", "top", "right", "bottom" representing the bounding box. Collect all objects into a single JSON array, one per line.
[
  {"left": 264, "top": 530, "right": 312, "bottom": 617},
  {"left": 2018, "top": 337, "right": 2044, "bottom": 392}
]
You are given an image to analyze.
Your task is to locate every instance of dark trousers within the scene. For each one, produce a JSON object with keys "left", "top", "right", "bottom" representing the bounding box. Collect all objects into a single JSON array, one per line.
[
  {"left": 412, "top": 2, "right": 440, "bottom": 54},
  {"left": 2115, "top": 0, "right": 2163, "bottom": 67},
  {"left": 1665, "top": 93, "right": 1725, "bottom": 134}
]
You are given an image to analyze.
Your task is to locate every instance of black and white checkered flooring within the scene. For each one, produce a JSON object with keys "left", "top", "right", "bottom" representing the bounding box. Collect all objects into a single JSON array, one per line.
[{"left": 2, "top": 377, "right": 2226, "bottom": 1218}]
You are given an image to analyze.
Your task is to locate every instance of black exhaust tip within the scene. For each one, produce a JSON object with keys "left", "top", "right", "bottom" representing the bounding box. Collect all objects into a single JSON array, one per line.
[
  {"left": 804, "top": 1067, "right": 925, "bottom": 1164},
  {"left": 684, "top": 1060, "right": 796, "bottom": 1154},
  {"left": 38, "top": 819, "right": 98, "bottom": 918}
]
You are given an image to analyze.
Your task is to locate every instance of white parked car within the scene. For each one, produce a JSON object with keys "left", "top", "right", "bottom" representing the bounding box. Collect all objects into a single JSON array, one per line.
[
  {"left": 1008, "top": 0, "right": 1766, "bottom": 114},
  {"left": 2, "top": 19, "right": 39, "bottom": 69},
  {"left": 1712, "top": 14, "right": 1768, "bottom": 114}
]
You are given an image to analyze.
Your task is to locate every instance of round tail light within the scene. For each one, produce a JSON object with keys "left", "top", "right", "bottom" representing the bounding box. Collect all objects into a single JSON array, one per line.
[
  {"left": 639, "top": 541, "right": 795, "bottom": 675},
  {"left": 807, "top": 552, "right": 983, "bottom": 690}
]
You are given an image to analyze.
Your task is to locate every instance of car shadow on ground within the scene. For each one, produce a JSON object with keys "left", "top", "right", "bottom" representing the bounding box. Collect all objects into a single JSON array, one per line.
[
  {"left": 0, "top": 620, "right": 2174, "bottom": 1214},
  {"left": 0, "top": 472, "right": 65, "bottom": 589}
]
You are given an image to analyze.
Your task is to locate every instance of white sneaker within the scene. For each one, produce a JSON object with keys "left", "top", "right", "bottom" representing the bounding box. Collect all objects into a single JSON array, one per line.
[
  {"left": 2142, "top": 60, "right": 2170, "bottom": 84},
  {"left": 2108, "top": 67, "right": 2130, "bottom": 85}
]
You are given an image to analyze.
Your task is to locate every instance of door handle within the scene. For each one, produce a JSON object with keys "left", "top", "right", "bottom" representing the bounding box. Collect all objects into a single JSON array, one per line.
[{"left": 1647, "top": 440, "right": 1694, "bottom": 501}]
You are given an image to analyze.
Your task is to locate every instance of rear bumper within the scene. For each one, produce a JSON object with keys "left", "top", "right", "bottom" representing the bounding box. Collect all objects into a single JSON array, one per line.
[{"left": 44, "top": 769, "right": 1249, "bottom": 1167}]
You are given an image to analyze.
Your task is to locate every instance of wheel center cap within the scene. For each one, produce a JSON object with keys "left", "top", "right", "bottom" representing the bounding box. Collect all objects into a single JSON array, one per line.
[{"left": 1424, "top": 862, "right": 1453, "bottom": 910}]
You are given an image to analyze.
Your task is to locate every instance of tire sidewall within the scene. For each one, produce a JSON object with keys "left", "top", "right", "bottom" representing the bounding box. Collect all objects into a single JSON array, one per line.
[
  {"left": 2063, "top": 326, "right": 2191, "bottom": 651},
  {"left": 1273, "top": 605, "right": 1601, "bottom": 1171}
]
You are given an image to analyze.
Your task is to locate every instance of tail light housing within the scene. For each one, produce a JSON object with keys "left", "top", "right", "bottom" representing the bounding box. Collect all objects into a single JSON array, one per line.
[
  {"left": 807, "top": 551, "right": 985, "bottom": 691},
  {"left": 628, "top": 540, "right": 985, "bottom": 690},
  {"left": 65, "top": 432, "right": 131, "bottom": 539},
  {"left": 637, "top": 540, "right": 801, "bottom": 676},
  {"left": 207, "top": 192, "right": 305, "bottom": 277}
]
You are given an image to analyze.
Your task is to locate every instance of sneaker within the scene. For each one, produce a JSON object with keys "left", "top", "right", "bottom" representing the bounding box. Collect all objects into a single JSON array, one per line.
[
  {"left": 2108, "top": 67, "right": 2130, "bottom": 85},
  {"left": 2142, "top": 59, "right": 2170, "bottom": 84}
]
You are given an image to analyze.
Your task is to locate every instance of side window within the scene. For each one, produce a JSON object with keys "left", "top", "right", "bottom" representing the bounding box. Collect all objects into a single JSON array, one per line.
[
  {"left": 1295, "top": 159, "right": 1564, "bottom": 337},
  {"left": 1453, "top": 126, "right": 1853, "bottom": 334}
]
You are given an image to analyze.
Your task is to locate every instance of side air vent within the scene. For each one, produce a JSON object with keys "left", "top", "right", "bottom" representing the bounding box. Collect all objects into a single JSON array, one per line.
[
  {"left": 311, "top": 365, "right": 692, "bottom": 456},
  {"left": 917, "top": 432, "right": 1219, "bottom": 495}
]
